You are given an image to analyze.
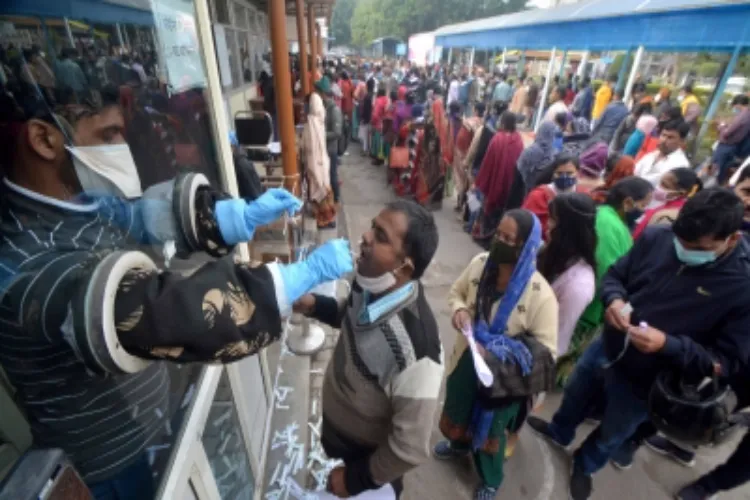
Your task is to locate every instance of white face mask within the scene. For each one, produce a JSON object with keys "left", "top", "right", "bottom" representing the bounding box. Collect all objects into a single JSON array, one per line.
[
  {"left": 67, "top": 144, "right": 142, "bottom": 199},
  {"left": 355, "top": 261, "right": 408, "bottom": 294},
  {"left": 355, "top": 271, "right": 397, "bottom": 294}
]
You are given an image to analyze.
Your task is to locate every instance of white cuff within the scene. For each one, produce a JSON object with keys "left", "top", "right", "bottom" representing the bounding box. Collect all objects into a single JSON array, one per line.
[{"left": 266, "top": 262, "right": 291, "bottom": 317}]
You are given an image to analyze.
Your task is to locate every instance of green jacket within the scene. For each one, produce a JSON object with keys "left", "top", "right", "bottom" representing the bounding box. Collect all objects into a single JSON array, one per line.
[{"left": 578, "top": 205, "right": 633, "bottom": 328}]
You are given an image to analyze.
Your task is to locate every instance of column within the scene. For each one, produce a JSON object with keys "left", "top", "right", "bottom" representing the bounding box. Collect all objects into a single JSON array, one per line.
[
  {"left": 269, "top": 0, "right": 299, "bottom": 193},
  {"left": 535, "top": 47, "right": 557, "bottom": 132},
  {"left": 447, "top": 48, "right": 453, "bottom": 65},
  {"left": 519, "top": 50, "right": 526, "bottom": 76},
  {"left": 616, "top": 48, "right": 633, "bottom": 93},
  {"left": 501, "top": 47, "right": 507, "bottom": 68},
  {"left": 577, "top": 50, "right": 590, "bottom": 78},
  {"left": 307, "top": 3, "right": 317, "bottom": 76},
  {"left": 116, "top": 23, "right": 125, "bottom": 48},
  {"left": 558, "top": 49, "right": 568, "bottom": 79},
  {"left": 468, "top": 47, "right": 476, "bottom": 69},
  {"left": 295, "top": 0, "right": 310, "bottom": 95},
  {"left": 623, "top": 45, "right": 645, "bottom": 106},
  {"left": 697, "top": 44, "right": 743, "bottom": 143},
  {"left": 64, "top": 18, "right": 75, "bottom": 48}
]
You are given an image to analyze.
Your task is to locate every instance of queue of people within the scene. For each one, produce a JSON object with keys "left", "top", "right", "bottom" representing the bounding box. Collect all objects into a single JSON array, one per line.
[{"left": 3, "top": 38, "right": 750, "bottom": 500}]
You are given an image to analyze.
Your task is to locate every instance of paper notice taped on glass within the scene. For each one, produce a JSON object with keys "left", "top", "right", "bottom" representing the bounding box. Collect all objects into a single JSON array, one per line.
[
  {"left": 311, "top": 484, "right": 396, "bottom": 500},
  {"left": 150, "top": 0, "right": 207, "bottom": 92}
]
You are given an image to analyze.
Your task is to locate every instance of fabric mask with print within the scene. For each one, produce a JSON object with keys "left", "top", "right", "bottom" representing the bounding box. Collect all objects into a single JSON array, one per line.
[
  {"left": 489, "top": 240, "right": 518, "bottom": 264},
  {"left": 67, "top": 144, "right": 143, "bottom": 199},
  {"left": 673, "top": 237, "right": 723, "bottom": 266}
]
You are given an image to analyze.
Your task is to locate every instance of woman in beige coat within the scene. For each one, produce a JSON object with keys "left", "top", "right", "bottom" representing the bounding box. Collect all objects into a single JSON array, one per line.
[{"left": 434, "top": 209, "right": 558, "bottom": 500}]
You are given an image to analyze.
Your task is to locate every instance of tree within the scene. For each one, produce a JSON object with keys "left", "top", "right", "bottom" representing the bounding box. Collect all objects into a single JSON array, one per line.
[
  {"left": 330, "top": 0, "right": 357, "bottom": 47},
  {"left": 349, "top": 0, "right": 527, "bottom": 48}
]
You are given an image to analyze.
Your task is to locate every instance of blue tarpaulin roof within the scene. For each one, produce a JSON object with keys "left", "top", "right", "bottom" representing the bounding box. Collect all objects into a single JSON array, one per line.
[
  {"left": 2, "top": 0, "right": 154, "bottom": 26},
  {"left": 434, "top": 0, "right": 750, "bottom": 51}
]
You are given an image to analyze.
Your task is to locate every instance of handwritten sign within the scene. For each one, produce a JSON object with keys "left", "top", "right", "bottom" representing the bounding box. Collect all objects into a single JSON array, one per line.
[{"left": 150, "top": 0, "right": 207, "bottom": 92}]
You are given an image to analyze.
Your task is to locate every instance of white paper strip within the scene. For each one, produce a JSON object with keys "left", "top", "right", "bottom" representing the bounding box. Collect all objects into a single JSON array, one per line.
[{"left": 461, "top": 325, "right": 494, "bottom": 388}]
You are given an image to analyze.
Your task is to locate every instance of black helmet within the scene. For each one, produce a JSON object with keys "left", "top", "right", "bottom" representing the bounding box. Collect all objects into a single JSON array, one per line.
[{"left": 648, "top": 370, "right": 739, "bottom": 447}]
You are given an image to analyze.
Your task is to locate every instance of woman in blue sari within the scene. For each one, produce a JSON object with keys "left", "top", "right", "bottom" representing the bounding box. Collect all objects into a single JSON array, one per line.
[{"left": 436, "top": 209, "right": 559, "bottom": 500}]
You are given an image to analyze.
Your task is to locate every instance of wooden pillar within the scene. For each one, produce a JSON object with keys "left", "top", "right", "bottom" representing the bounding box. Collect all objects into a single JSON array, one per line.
[
  {"left": 268, "top": 0, "right": 298, "bottom": 192},
  {"left": 295, "top": 0, "right": 310, "bottom": 95},
  {"left": 307, "top": 3, "right": 317, "bottom": 77}
]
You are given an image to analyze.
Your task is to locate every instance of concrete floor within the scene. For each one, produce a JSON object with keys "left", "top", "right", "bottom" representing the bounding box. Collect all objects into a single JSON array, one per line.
[{"left": 334, "top": 146, "right": 750, "bottom": 500}]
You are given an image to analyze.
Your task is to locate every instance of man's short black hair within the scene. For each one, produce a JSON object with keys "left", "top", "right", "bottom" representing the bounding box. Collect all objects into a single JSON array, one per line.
[
  {"left": 732, "top": 94, "right": 749, "bottom": 107},
  {"left": 673, "top": 188, "right": 743, "bottom": 242},
  {"left": 682, "top": 83, "right": 693, "bottom": 94},
  {"left": 662, "top": 118, "right": 691, "bottom": 139},
  {"left": 385, "top": 200, "right": 438, "bottom": 280}
]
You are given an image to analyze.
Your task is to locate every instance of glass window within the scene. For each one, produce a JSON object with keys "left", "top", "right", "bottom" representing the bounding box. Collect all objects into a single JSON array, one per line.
[
  {"left": 0, "top": 1, "right": 259, "bottom": 497},
  {"left": 202, "top": 371, "right": 254, "bottom": 499},
  {"left": 214, "top": 0, "right": 231, "bottom": 25},
  {"left": 233, "top": 3, "right": 249, "bottom": 30}
]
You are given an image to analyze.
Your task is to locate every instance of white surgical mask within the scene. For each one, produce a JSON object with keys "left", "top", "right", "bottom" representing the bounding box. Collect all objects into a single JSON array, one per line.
[
  {"left": 67, "top": 144, "right": 142, "bottom": 199},
  {"left": 355, "top": 271, "right": 397, "bottom": 294},
  {"left": 355, "top": 261, "right": 408, "bottom": 294}
]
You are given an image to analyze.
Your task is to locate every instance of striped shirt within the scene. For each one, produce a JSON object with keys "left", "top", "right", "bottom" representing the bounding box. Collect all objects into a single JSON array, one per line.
[{"left": 0, "top": 179, "right": 168, "bottom": 483}]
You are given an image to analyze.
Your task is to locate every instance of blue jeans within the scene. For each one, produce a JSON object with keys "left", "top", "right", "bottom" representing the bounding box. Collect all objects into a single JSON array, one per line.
[
  {"left": 87, "top": 454, "right": 155, "bottom": 500},
  {"left": 547, "top": 338, "right": 650, "bottom": 476}
]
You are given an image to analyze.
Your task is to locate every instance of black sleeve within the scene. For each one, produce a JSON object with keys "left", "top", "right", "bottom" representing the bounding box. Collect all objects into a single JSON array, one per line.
[
  {"left": 309, "top": 294, "right": 345, "bottom": 329},
  {"left": 114, "top": 257, "right": 283, "bottom": 364}
]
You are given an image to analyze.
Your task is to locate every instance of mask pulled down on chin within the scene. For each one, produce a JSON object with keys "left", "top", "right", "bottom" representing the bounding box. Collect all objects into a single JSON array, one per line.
[{"left": 67, "top": 143, "right": 143, "bottom": 199}]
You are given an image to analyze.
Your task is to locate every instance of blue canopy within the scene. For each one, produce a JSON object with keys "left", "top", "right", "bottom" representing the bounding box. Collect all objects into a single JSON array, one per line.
[
  {"left": 3, "top": 0, "right": 154, "bottom": 26},
  {"left": 434, "top": 0, "right": 750, "bottom": 52}
]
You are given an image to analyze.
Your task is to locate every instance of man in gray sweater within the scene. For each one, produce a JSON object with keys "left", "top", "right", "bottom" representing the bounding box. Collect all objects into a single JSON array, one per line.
[{"left": 295, "top": 200, "right": 443, "bottom": 498}]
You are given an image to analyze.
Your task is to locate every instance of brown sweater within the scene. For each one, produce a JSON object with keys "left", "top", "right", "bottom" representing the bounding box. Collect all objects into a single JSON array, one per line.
[{"left": 312, "top": 281, "right": 444, "bottom": 496}]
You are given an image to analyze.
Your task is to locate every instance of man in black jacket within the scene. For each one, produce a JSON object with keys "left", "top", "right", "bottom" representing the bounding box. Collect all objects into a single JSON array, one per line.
[{"left": 528, "top": 188, "right": 750, "bottom": 500}]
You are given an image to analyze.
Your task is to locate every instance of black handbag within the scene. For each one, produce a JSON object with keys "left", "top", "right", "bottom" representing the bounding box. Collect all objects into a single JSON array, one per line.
[{"left": 479, "top": 332, "right": 556, "bottom": 400}]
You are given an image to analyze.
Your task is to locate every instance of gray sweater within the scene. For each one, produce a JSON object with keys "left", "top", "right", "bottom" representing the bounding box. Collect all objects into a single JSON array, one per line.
[{"left": 311, "top": 282, "right": 444, "bottom": 496}]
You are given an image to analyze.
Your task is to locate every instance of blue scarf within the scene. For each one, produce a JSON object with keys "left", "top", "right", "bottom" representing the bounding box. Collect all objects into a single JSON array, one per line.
[{"left": 469, "top": 214, "right": 542, "bottom": 451}]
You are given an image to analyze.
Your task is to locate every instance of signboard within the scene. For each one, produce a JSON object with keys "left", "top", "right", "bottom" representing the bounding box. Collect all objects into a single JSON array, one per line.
[
  {"left": 151, "top": 0, "right": 207, "bottom": 92},
  {"left": 395, "top": 43, "right": 406, "bottom": 57},
  {"left": 408, "top": 32, "right": 435, "bottom": 67}
]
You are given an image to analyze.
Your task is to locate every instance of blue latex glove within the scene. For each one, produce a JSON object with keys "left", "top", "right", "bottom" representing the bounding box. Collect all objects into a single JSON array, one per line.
[
  {"left": 215, "top": 188, "right": 302, "bottom": 245},
  {"left": 277, "top": 239, "right": 353, "bottom": 304}
]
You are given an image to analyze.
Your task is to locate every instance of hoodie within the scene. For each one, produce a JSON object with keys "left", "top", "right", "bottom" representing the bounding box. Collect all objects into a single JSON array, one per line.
[{"left": 600, "top": 226, "right": 750, "bottom": 396}]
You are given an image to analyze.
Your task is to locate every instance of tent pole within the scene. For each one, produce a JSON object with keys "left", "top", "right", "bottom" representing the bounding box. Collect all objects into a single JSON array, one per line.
[
  {"left": 64, "top": 18, "right": 75, "bottom": 48},
  {"left": 558, "top": 49, "right": 568, "bottom": 79},
  {"left": 519, "top": 50, "right": 526, "bottom": 76},
  {"left": 116, "top": 23, "right": 125, "bottom": 48},
  {"left": 577, "top": 50, "right": 590, "bottom": 79},
  {"left": 697, "top": 44, "right": 743, "bottom": 147},
  {"left": 623, "top": 45, "right": 645, "bottom": 107},
  {"left": 469, "top": 47, "right": 476, "bottom": 69},
  {"left": 447, "top": 48, "right": 453, "bottom": 66},
  {"left": 535, "top": 46, "right": 557, "bottom": 132},
  {"left": 616, "top": 48, "right": 632, "bottom": 92}
]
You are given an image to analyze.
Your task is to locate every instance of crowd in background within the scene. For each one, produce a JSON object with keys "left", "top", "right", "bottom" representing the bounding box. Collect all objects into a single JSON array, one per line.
[{"left": 301, "top": 54, "right": 750, "bottom": 500}]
